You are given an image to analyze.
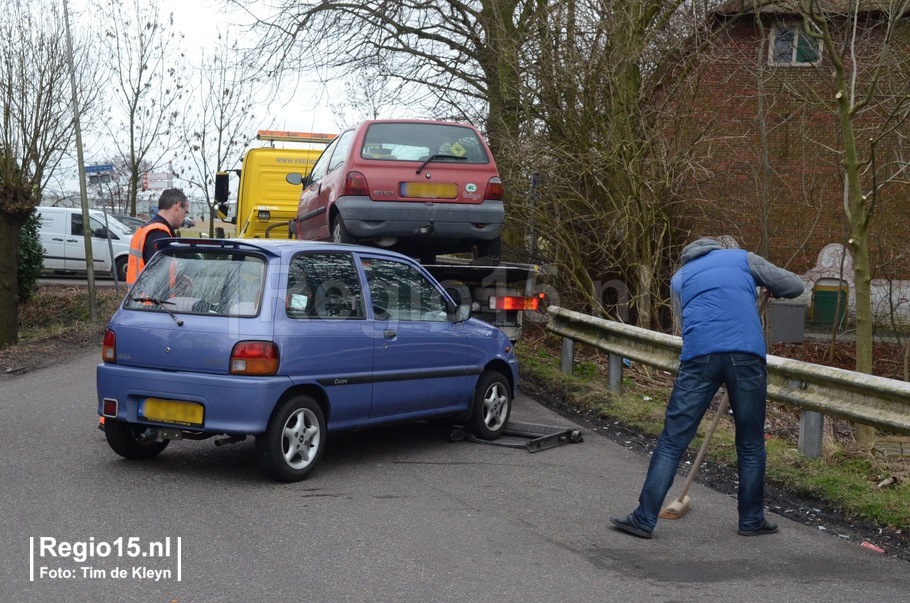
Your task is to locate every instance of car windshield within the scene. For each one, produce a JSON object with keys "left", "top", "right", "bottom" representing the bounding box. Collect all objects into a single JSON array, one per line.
[
  {"left": 124, "top": 251, "right": 266, "bottom": 317},
  {"left": 360, "top": 123, "right": 490, "bottom": 163}
]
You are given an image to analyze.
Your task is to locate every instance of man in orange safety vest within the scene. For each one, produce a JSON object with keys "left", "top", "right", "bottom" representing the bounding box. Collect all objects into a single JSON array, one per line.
[
  {"left": 125, "top": 189, "right": 190, "bottom": 285},
  {"left": 102, "top": 189, "right": 190, "bottom": 431}
]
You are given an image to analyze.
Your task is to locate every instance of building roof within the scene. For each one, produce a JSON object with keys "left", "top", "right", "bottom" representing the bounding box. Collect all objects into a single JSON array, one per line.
[{"left": 714, "top": 1, "right": 898, "bottom": 17}]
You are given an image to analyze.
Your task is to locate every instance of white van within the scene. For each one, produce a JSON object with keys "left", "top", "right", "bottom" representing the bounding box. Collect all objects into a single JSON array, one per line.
[{"left": 37, "top": 207, "right": 133, "bottom": 281}]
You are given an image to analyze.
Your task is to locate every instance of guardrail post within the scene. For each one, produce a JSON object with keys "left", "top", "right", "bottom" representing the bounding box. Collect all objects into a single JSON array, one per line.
[
  {"left": 561, "top": 337, "right": 574, "bottom": 375},
  {"left": 608, "top": 353, "right": 623, "bottom": 394},
  {"left": 798, "top": 410, "right": 824, "bottom": 458}
]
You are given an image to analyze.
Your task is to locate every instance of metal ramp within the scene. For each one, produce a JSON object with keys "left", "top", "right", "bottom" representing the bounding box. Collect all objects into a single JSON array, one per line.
[{"left": 452, "top": 421, "right": 583, "bottom": 452}]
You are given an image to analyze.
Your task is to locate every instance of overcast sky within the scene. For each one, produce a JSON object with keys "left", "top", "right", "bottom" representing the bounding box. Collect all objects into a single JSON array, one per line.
[{"left": 56, "top": 0, "right": 340, "bottom": 197}]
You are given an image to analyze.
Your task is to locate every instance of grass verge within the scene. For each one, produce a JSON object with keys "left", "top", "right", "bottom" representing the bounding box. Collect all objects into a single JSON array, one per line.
[{"left": 16, "top": 285, "right": 123, "bottom": 342}]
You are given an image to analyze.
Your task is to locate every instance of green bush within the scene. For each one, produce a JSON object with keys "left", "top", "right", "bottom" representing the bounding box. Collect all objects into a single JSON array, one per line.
[{"left": 17, "top": 209, "right": 43, "bottom": 303}]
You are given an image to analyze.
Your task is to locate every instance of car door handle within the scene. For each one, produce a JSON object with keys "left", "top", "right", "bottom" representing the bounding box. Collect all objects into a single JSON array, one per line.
[{"left": 383, "top": 329, "right": 396, "bottom": 339}]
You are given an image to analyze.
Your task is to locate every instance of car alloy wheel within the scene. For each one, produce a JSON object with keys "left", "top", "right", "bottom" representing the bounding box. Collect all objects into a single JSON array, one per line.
[
  {"left": 469, "top": 371, "right": 512, "bottom": 440},
  {"left": 257, "top": 395, "right": 326, "bottom": 482}
]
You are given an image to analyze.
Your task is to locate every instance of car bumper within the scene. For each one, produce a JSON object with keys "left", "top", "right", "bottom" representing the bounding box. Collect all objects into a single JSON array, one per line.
[
  {"left": 336, "top": 197, "right": 503, "bottom": 241},
  {"left": 97, "top": 363, "right": 293, "bottom": 435}
]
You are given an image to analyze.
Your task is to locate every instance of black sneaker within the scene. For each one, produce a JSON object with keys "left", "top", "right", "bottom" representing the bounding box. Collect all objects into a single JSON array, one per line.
[
  {"left": 610, "top": 515, "right": 654, "bottom": 539},
  {"left": 738, "top": 519, "right": 779, "bottom": 536}
]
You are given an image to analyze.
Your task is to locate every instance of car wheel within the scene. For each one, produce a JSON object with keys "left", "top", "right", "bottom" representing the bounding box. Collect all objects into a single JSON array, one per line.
[
  {"left": 114, "top": 256, "right": 128, "bottom": 282},
  {"left": 475, "top": 237, "right": 502, "bottom": 261},
  {"left": 105, "top": 420, "right": 169, "bottom": 460},
  {"left": 256, "top": 395, "right": 326, "bottom": 482},
  {"left": 332, "top": 216, "right": 355, "bottom": 244},
  {"left": 469, "top": 371, "right": 512, "bottom": 440}
]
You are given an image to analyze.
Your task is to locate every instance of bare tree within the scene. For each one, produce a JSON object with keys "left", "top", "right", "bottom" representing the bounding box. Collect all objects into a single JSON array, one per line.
[
  {"left": 100, "top": 0, "right": 187, "bottom": 216},
  {"left": 176, "top": 33, "right": 260, "bottom": 236},
  {"left": 802, "top": 0, "right": 910, "bottom": 447},
  {"left": 229, "top": 1, "right": 734, "bottom": 327},
  {"left": 227, "top": 0, "right": 545, "bottom": 184},
  {"left": 505, "top": 0, "right": 722, "bottom": 327},
  {"left": 0, "top": 1, "right": 94, "bottom": 348}
]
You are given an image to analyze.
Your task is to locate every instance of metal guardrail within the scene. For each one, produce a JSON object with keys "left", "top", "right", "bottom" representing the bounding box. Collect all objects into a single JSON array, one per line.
[{"left": 546, "top": 305, "right": 910, "bottom": 435}]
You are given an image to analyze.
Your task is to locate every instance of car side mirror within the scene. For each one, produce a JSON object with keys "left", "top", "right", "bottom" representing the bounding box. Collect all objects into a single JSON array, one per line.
[
  {"left": 93, "top": 227, "right": 108, "bottom": 238},
  {"left": 285, "top": 173, "right": 303, "bottom": 186},
  {"left": 451, "top": 304, "right": 471, "bottom": 323}
]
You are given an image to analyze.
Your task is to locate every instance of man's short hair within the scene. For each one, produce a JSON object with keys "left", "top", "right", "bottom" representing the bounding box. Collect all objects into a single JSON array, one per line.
[{"left": 158, "top": 188, "right": 188, "bottom": 210}]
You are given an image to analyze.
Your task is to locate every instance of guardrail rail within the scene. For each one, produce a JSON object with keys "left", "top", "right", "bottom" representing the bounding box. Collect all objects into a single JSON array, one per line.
[{"left": 546, "top": 305, "right": 910, "bottom": 455}]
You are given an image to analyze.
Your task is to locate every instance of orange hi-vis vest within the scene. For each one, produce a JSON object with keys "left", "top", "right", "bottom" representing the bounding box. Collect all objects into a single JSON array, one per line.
[{"left": 126, "top": 222, "right": 172, "bottom": 285}]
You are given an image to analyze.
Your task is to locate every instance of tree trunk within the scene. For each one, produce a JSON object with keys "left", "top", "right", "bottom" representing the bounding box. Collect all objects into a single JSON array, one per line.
[
  {"left": 838, "top": 78, "right": 876, "bottom": 449},
  {"left": 0, "top": 217, "right": 23, "bottom": 349}
]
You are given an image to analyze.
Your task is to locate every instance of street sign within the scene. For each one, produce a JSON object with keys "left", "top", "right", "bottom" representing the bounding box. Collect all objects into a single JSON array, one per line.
[{"left": 85, "top": 164, "right": 114, "bottom": 174}]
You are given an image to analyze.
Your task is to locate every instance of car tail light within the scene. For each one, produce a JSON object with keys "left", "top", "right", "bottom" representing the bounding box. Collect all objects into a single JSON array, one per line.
[
  {"left": 484, "top": 177, "right": 503, "bottom": 201},
  {"left": 343, "top": 171, "right": 369, "bottom": 196},
  {"left": 102, "top": 329, "right": 116, "bottom": 363},
  {"left": 489, "top": 295, "right": 539, "bottom": 311},
  {"left": 230, "top": 341, "right": 280, "bottom": 375}
]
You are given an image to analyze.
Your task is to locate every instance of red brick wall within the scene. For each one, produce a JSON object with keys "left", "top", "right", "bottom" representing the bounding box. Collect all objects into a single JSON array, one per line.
[{"left": 675, "top": 17, "right": 910, "bottom": 277}]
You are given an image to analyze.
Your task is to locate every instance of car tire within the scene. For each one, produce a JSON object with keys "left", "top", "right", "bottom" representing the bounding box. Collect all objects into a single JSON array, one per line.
[
  {"left": 105, "top": 420, "right": 170, "bottom": 460},
  {"left": 256, "top": 395, "right": 326, "bottom": 482},
  {"left": 332, "top": 216, "right": 355, "bottom": 244},
  {"left": 475, "top": 237, "right": 502, "bottom": 261},
  {"left": 468, "top": 371, "right": 512, "bottom": 440},
  {"left": 114, "top": 256, "right": 128, "bottom": 282}
]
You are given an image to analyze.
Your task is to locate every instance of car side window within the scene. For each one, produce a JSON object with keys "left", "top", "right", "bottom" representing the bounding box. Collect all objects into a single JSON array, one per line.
[
  {"left": 308, "top": 137, "right": 339, "bottom": 185},
  {"left": 286, "top": 252, "right": 364, "bottom": 320},
  {"left": 361, "top": 258, "right": 448, "bottom": 322},
  {"left": 327, "top": 130, "right": 355, "bottom": 172},
  {"left": 89, "top": 215, "right": 118, "bottom": 239},
  {"left": 71, "top": 214, "right": 84, "bottom": 237}
]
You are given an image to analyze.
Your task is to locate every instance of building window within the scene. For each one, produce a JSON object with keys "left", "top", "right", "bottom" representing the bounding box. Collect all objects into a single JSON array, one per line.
[{"left": 770, "top": 23, "right": 821, "bottom": 66}]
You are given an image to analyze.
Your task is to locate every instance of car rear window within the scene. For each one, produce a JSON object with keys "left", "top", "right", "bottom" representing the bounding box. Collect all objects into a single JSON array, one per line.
[
  {"left": 124, "top": 251, "right": 266, "bottom": 317},
  {"left": 360, "top": 123, "right": 490, "bottom": 163}
]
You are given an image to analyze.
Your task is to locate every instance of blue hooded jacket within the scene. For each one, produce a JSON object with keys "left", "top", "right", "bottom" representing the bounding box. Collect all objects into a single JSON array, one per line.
[{"left": 670, "top": 239, "right": 804, "bottom": 362}]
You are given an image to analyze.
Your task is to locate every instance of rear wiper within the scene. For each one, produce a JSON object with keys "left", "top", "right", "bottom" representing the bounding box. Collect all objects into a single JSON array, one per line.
[
  {"left": 416, "top": 154, "right": 467, "bottom": 174},
  {"left": 130, "top": 296, "right": 184, "bottom": 327}
]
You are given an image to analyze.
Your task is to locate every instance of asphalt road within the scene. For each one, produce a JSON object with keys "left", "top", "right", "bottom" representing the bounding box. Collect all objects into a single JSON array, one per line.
[{"left": 2, "top": 349, "right": 909, "bottom": 602}]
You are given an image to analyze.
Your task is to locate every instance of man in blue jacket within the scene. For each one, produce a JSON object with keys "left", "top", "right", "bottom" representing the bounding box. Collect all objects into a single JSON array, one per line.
[{"left": 611, "top": 238, "right": 805, "bottom": 539}]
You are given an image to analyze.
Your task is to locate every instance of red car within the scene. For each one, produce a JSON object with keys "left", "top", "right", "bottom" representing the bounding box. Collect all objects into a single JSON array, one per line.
[{"left": 292, "top": 120, "right": 503, "bottom": 262}]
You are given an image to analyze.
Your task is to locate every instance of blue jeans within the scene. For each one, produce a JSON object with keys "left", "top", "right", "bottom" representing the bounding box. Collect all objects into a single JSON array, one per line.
[{"left": 630, "top": 352, "right": 768, "bottom": 532}]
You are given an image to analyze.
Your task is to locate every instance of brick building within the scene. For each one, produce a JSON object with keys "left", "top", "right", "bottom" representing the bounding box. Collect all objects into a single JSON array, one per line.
[{"left": 676, "top": 0, "right": 910, "bottom": 291}]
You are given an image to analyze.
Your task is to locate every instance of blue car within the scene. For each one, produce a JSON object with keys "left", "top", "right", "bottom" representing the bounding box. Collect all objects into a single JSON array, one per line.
[{"left": 97, "top": 239, "right": 517, "bottom": 481}]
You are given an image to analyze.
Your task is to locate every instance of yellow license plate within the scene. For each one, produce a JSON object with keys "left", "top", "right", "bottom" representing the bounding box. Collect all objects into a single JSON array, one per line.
[
  {"left": 140, "top": 398, "right": 204, "bottom": 426},
  {"left": 400, "top": 182, "right": 458, "bottom": 199}
]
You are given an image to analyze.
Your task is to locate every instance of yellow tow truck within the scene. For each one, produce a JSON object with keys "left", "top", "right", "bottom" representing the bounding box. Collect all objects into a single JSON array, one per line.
[{"left": 215, "top": 130, "right": 335, "bottom": 239}]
